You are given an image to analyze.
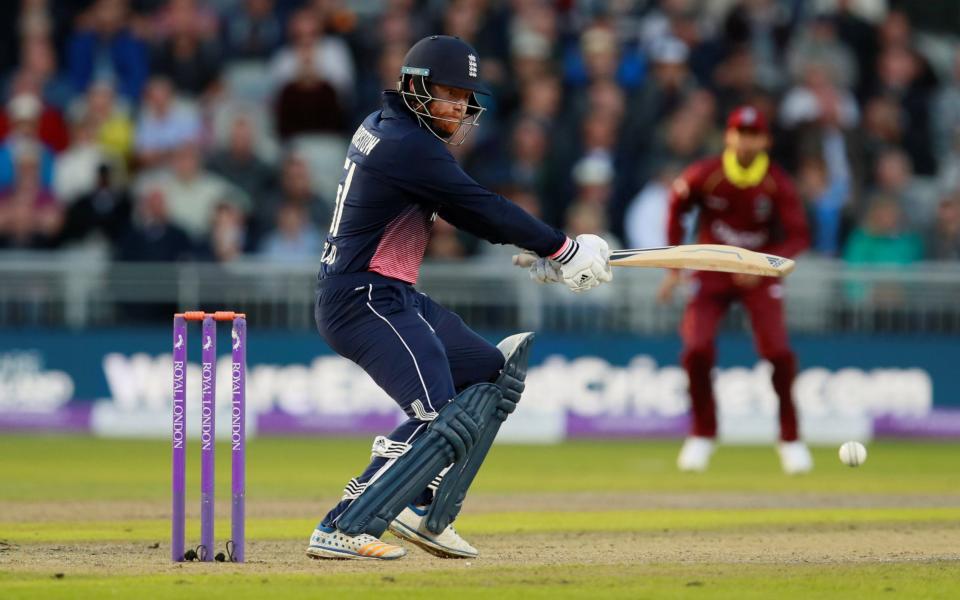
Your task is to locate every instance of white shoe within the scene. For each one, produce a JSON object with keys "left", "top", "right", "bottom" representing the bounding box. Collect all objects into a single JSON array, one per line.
[
  {"left": 778, "top": 441, "right": 814, "bottom": 475},
  {"left": 677, "top": 436, "right": 715, "bottom": 472},
  {"left": 306, "top": 527, "right": 407, "bottom": 560},
  {"left": 388, "top": 505, "right": 479, "bottom": 558}
]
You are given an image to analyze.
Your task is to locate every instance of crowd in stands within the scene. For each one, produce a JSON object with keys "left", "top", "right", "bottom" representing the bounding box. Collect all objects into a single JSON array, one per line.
[{"left": 1, "top": 0, "right": 959, "bottom": 267}]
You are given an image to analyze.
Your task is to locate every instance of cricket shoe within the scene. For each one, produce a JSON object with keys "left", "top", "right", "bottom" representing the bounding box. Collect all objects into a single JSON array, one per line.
[
  {"left": 677, "top": 436, "right": 715, "bottom": 472},
  {"left": 778, "top": 441, "right": 813, "bottom": 475},
  {"left": 388, "top": 505, "right": 478, "bottom": 558},
  {"left": 306, "top": 526, "right": 407, "bottom": 561}
]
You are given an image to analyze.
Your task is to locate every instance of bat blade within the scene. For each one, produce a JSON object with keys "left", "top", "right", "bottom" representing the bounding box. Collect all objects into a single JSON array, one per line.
[
  {"left": 609, "top": 244, "right": 794, "bottom": 276},
  {"left": 511, "top": 244, "right": 795, "bottom": 277}
]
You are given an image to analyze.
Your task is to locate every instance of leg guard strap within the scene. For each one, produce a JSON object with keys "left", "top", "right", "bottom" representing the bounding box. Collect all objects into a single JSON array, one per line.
[
  {"left": 335, "top": 383, "right": 500, "bottom": 537},
  {"left": 425, "top": 332, "right": 534, "bottom": 534}
]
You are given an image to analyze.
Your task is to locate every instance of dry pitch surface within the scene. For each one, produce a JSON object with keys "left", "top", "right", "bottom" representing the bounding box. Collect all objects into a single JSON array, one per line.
[{"left": 1, "top": 437, "right": 958, "bottom": 598}]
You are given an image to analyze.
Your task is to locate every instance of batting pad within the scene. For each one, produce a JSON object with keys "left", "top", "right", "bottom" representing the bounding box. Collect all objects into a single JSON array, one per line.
[
  {"left": 335, "top": 383, "right": 501, "bottom": 538},
  {"left": 425, "top": 332, "right": 535, "bottom": 534}
]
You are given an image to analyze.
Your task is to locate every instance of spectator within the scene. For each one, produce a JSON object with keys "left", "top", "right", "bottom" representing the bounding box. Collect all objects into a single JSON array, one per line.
[
  {"left": 869, "top": 45, "right": 937, "bottom": 175},
  {"left": 635, "top": 36, "right": 699, "bottom": 132},
  {"left": 150, "top": 29, "right": 224, "bottom": 97},
  {"left": 0, "top": 94, "right": 56, "bottom": 189},
  {"left": 720, "top": 0, "right": 795, "bottom": 91},
  {"left": 471, "top": 116, "right": 554, "bottom": 205},
  {"left": 779, "top": 62, "right": 860, "bottom": 131},
  {"left": 75, "top": 80, "right": 134, "bottom": 165},
  {"left": 844, "top": 196, "right": 922, "bottom": 266},
  {"left": 0, "top": 140, "right": 62, "bottom": 249},
  {"left": 273, "top": 46, "right": 344, "bottom": 139},
  {"left": 147, "top": 0, "right": 219, "bottom": 43},
  {"left": 269, "top": 9, "right": 355, "bottom": 106},
  {"left": 221, "top": 0, "right": 283, "bottom": 62},
  {"left": 870, "top": 148, "right": 937, "bottom": 231},
  {"left": 785, "top": 14, "right": 857, "bottom": 92},
  {"left": 0, "top": 74, "right": 70, "bottom": 152},
  {"left": 843, "top": 195, "right": 923, "bottom": 304},
  {"left": 516, "top": 73, "right": 562, "bottom": 123},
  {"left": 571, "top": 154, "right": 615, "bottom": 210},
  {"left": 133, "top": 76, "right": 201, "bottom": 168},
  {"left": 565, "top": 200, "right": 621, "bottom": 250},
  {"left": 53, "top": 117, "right": 109, "bottom": 204},
  {"left": 66, "top": 0, "right": 149, "bottom": 101},
  {"left": 638, "top": 94, "right": 716, "bottom": 183},
  {"left": 141, "top": 142, "right": 248, "bottom": 242},
  {"left": 15, "top": 32, "right": 74, "bottom": 111},
  {"left": 827, "top": 0, "right": 879, "bottom": 100},
  {"left": 58, "top": 162, "right": 132, "bottom": 247},
  {"left": 257, "top": 202, "right": 323, "bottom": 262},
  {"left": 931, "top": 47, "right": 960, "bottom": 185},
  {"left": 255, "top": 151, "right": 329, "bottom": 242},
  {"left": 623, "top": 162, "right": 684, "bottom": 249},
  {"left": 207, "top": 201, "right": 247, "bottom": 262},
  {"left": 925, "top": 194, "right": 960, "bottom": 261},
  {"left": 116, "top": 185, "right": 194, "bottom": 261},
  {"left": 206, "top": 112, "right": 274, "bottom": 202},
  {"left": 711, "top": 46, "right": 759, "bottom": 120},
  {"left": 564, "top": 22, "right": 645, "bottom": 91},
  {"left": 796, "top": 154, "right": 850, "bottom": 257},
  {"left": 506, "top": 13, "right": 554, "bottom": 93},
  {"left": 354, "top": 41, "right": 408, "bottom": 120}
]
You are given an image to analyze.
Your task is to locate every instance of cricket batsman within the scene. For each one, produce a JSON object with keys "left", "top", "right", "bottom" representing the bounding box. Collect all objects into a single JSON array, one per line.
[
  {"left": 307, "top": 35, "right": 613, "bottom": 561},
  {"left": 657, "top": 106, "right": 813, "bottom": 475}
]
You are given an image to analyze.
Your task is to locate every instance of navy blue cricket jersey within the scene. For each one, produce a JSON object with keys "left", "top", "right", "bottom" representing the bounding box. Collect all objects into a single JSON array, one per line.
[{"left": 318, "top": 91, "right": 567, "bottom": 284}]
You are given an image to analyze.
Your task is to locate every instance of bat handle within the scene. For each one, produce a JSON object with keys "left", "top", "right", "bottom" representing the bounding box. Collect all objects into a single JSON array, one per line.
[{"left": 512, "top": 253, "right": 537, "bottom": 268}]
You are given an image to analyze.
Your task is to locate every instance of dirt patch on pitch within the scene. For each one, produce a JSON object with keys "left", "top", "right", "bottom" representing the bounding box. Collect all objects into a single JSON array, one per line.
[
  {"left": 3, "top": 492, "right": 958, "bottom": 575},
  {"left": 2, "top": 491, "right": 959, "bottom": 522},
  {"left": 2, "top": 522, "right": 958, "bottom": 576}
]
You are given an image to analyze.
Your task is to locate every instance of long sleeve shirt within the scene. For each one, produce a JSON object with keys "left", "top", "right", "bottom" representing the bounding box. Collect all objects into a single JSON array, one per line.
[{"left": 318, "top": 91, "right": 567, "bottom": 284}]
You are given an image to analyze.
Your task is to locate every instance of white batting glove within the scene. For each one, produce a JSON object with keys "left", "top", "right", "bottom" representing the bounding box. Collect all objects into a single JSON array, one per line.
[
  {"left": 554, "top": 234, "right": 613, "bottom": 292},
  {"left": 558, "top": 233, "right": 613, "bottom": 292}
]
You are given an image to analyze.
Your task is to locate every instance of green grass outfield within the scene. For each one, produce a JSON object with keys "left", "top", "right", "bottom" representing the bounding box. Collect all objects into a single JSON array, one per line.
[{"left": 1, "top": 436, "right": 958, "bottom": 598}]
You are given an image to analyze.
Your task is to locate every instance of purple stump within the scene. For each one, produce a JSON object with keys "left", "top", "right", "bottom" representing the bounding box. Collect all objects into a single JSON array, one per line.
[
  {"left": 231, "top": 317, "right": 246, "bottom": 562},
  {"left": 171, "top": 316, "right": 187, "bottom": 562},
  {"left": 200, "top": 315, "right": 217, "bottom": 561}
]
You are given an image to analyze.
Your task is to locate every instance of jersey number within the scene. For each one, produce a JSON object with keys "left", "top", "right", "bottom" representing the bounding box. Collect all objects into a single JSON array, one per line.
[{"left": 321, "top": 158, "right": 357, "bottom": 265}]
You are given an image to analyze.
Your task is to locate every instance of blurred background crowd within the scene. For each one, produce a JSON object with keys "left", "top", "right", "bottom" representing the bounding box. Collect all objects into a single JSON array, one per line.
[{"left": 1, "top": 0, "right": 959, "bottom": 268}]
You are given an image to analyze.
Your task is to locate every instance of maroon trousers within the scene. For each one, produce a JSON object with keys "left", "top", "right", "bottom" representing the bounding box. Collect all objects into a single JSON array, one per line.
[{"left": 679, "top": 272, "right": 799, "bottom": 441}]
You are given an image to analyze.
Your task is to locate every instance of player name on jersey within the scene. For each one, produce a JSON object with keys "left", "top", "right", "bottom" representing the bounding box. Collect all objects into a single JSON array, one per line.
[{"left": 351, "top": 125, "right": 381, "bottom": 156}]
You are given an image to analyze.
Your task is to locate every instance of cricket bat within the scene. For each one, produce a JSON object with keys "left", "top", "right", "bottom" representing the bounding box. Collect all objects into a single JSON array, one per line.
[{"left": 512, "top": 244, "right": 795, "bottom": 277}]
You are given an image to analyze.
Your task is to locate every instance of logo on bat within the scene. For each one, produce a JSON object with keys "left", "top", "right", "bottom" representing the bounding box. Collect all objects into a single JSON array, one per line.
[{"left": 766, "top": 256, "right": 786, "bottom": 268}]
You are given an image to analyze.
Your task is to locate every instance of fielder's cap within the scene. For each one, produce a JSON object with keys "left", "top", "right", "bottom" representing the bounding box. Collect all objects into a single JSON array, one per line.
[
  {"left": 8, "top": 93, "right": 42, "bottom": 121},
  {"left": 726, "top": 105, "right": 768, "bottom": 133}
]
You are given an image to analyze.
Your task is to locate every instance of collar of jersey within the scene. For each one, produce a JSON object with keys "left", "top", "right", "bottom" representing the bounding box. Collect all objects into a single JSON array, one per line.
[
  {"left": 722, "top": 149, "right": 769, "bottom": 188},
  {"left": 381, "top": 90, "right": 413, "bottom": 121}
]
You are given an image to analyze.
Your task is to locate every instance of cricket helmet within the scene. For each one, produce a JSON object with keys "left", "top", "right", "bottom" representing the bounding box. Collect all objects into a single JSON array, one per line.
[{"left": 398, "top": 35, "right": 489, "bottom": 145}]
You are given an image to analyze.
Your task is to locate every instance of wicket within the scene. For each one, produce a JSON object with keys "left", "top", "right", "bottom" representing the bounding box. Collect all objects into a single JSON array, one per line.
[{"left": 171, "top": 310, "right": 246, "bottom": 563}]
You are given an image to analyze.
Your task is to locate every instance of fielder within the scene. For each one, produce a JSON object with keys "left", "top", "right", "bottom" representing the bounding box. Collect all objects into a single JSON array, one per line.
[
  {"left": 307, "top": 35, "right": 613, "bottom": 561},
  {"left": 658, "top": 106, "right": 812, "bottom": 474}
]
